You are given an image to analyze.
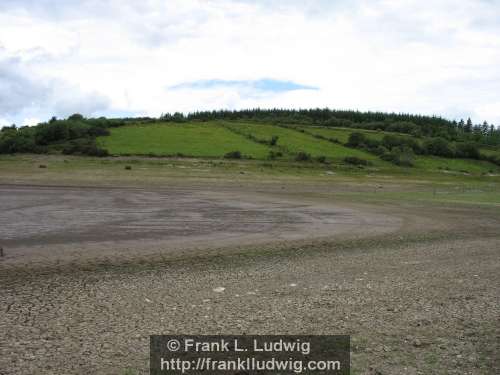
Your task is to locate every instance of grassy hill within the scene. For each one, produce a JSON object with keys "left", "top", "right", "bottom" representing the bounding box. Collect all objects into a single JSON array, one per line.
[
  {"left": 222, "top": 122, "right": 381, "bottom": 162},
  {"left": 93, "top": 120, "right": 500, "bottom": 176},
  {"left": 2, "top": 111, "right": 500, "bottom": 178}
]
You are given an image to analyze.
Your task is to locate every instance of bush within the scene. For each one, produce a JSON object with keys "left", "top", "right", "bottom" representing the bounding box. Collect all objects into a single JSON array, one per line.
[
  {"left": 295, "top": 151, "right": 311, "bottom": 161},
  {"left": 423, "top": 137, "right": 454, "bottom": 157},
  {"left": 68, "top": 113, "right": 85, "bottom": 121},
  {"left": 381, "top": 146, "right": 415, "bottom": 167},
  {"left": 382, "top": 135, "right": 421, "bottom": 154},
  {"left": 224, "top": 150, "right": 242, "bottom": 159},
  {"left": 270, "top": 135, "right": 279, "bottom": 146},
  {"left": 88, "top": 126, "right": 110, "bottom": 137},
  {"left": 372, "top": 145, "right": 389, "bottom": 156},
  {"left": 346, "top": 132, "right": 367, "bottom": 148},
  {"left": 363, "top": 138, "right": 382, "bottom": 149},
  {"left": 455, "top": 142, "right": 480, "bottom": 159},
  {"left": 483, "top": 154, "right": 500, "bottom": 166},
  {"left": 62, "top": 139, "right": 109, "bottom": 157},
  {"left": 0, "top": 130, "right": 38, "bottom": 153},
  {"left": 86, "top": 146, "right": 109, "bottom": 157},
  {"left": 268, "top": 151, "right": 283, "bottom": 160},
  {"left": 315, "top": 155, "right": 327, "bottom": 163},
  {"left": 343, "top": 156, "right": 370, "bottom": 166}
]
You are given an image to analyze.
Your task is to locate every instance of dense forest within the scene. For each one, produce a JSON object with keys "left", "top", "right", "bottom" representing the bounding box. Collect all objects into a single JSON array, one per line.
[{"left": 1, "top": 110, "right": 499, "bottom": 167}]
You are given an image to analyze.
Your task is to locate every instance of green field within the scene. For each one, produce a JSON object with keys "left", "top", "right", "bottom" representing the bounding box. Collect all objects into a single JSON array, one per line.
[
  {"left": 481, "top": 148, "right": 500, "bottom": 158},
  {"left": 223, "top": 122, "right": 381, "bottom": 162},
  {"left": 295, "top": 125, "right": 500, "bottom": 174},
  {"left": 97, "top": 122, "right": 272, "bottom": 158},
  {"left": 93, "top": 120, "right": 500, "bottom": 176},
  {"left": 297, "top": 126, "right": 387, "bottom": 144},
  {"left": 415, "top": 155, "right": 500, "bottom": 174}
]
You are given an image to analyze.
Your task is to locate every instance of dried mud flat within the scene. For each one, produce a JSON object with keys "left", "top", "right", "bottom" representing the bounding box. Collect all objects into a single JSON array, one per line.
[
  {"left": 0, "top": 183, "right": 499, "bottom": 375},
  {"left": 0, "top": 184, "right": 399, "bottom": 266}
]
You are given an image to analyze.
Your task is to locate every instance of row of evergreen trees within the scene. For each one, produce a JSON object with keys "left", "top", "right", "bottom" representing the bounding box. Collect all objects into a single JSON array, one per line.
[
  {"left": 160, "top": 108, "right": 500, "bottom": 145},
  {"left": 1, "top": 109, "right": 499, "bottom": 155}
]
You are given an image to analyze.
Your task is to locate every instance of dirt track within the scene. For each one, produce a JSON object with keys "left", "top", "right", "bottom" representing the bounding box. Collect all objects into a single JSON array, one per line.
[{"left": 1, "top": 182, "right": 499, "bottom": 375}]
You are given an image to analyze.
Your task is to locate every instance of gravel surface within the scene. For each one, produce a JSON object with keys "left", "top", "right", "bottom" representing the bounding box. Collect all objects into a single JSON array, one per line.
[{"left": 1, "top": 183, "right": 499, "bottom": 375}]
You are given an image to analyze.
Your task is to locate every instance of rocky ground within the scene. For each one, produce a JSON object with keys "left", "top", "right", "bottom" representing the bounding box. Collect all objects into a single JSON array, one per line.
[{"left": 1, "top": 182, "right": 499, "bottom": 375}]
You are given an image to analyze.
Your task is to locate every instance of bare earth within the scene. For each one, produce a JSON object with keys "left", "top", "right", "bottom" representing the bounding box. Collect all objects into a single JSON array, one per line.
[{"left": 0, "top": 182, "right": 499, "bottom": 374}]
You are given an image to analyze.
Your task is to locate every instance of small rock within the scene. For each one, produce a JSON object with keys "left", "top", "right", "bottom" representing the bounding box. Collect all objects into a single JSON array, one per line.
[
  {"left": 213, "top": 287, "right": 225, "bottom": 293},
  {"left": 363, "top": 367, "right": 383, "bottom": 375},
  {"left": 412, "top": 338, "right": 430, "bottom": 348}
]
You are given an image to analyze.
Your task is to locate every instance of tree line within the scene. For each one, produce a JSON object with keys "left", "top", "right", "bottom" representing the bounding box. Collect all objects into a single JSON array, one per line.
[
  {"left": 161, "top": 108, "right": 500, "bottom": 146},
  {"left": 1, "top": 109, "right": 499, "bottom": 158},
  {"left": 344, "top": 132, "right": 495, "bottom": 167}
]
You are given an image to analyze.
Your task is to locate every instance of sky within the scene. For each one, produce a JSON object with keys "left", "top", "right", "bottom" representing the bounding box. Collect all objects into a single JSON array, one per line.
[{"left": 0, "top": 0, "right": 499, "bottom": 127}]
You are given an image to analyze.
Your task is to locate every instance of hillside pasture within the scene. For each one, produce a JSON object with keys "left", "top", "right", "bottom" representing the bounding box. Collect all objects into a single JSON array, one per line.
[
  {"left": 415, "top": 155, "right": 500, "bottom": 174},
  {"left": 297, "top": 126, "right": 387, "bottom": 144},
  {"left": 97, "top": 123, "right": 272, "bottom": 158},
  {"left": 224, "top": 122, "right": 380, "bottom": 162}
]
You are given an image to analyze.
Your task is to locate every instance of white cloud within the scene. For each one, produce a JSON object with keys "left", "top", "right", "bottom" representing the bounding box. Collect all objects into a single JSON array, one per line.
[
  {"left": 22, "top": 117, "right": 42, "bottom": 126},
  {"left": 0, "top": 0, "right": 499, "bottom": 125}
]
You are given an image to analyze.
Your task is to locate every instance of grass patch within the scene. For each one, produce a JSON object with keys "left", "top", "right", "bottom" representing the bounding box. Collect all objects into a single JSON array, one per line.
[
  {"left": 224, "top": 122, "right": 381, "bottom": 163},
  {"left": 298, "top": 126, "right": 387, "bottom": 144},
  {"left": 97, "top": 122, "right": 271, "bottom": 158},
  {"left": 415, "top": 156, "right": 500, "bottom": 175}
]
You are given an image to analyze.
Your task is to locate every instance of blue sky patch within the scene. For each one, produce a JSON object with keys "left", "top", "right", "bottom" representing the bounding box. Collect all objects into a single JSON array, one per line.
[{"left": 170, "top": 79, "right": 318, "bottom": 93}]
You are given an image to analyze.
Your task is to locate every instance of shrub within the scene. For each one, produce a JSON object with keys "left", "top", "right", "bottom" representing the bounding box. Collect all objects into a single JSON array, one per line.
[
  {"left": 62, "top": 139, "right": 109, "bottom": 157},
  {"left": 423, "top": 137, "right": 454, "bottom": 157},
  {"left": 268, "top": 151, "right": 283, "bottom": 160},
  {"left": 270, "top": 135, "right": 279, "bottom": 146},
  {"left": 381, "top": 146, "right": 415, "bottom": 167},
  {"left": 295, "top": 151, "right": 311, "bottom": 161},
  {"left": 373, "top": 145, "right": 389, "bottom": 156},
  {"left": 85, "top": 146, "right": 109, "bottom": 157},
  {"left": 382, "top": 135, "right": 421, "bottom": 154},
  {"left": 483, "top": 155, "right": 500, "bottom": 166},
  {"left": 455, "top": 142, "right": 480, "bottom": 159},
  {"left": 68, "top": 113, "right": 85, "bottom": 121},
  {"left": 315, "top": 155, "right": 327, "bottom": 163},
  {"left": 224, "top": 150, "right": 242, "bottom": 159},
  {"left": 346, "top": 132, "right": 367, "bottom": 148},
  {"left": 125, "top": 165, "right": 132, "bottom": 170},
  {"left": 88, "top": 126, "right": 110, "bottom": 137},
  {"left": 363, "top": 138, "right": 381, "bottom": 149},
  {"left": 343, "top": 156, "right": 370, "bottom": 166}
]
